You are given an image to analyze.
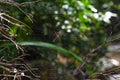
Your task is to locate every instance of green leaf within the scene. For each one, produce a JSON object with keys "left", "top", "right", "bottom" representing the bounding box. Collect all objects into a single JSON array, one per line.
[{"left": 0, "top": 41, "right": 83, "bottom": 62}]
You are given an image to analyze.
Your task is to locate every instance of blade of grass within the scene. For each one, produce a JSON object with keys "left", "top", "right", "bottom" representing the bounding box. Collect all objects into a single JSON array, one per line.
[{"left": 0, "top": 41, "right": 83, "bottom": 62}]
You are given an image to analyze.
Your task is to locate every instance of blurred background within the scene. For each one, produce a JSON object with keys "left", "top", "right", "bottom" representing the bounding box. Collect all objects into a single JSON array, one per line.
[{"left": 0, "top": 0, "right": 120, "bottom": 80}]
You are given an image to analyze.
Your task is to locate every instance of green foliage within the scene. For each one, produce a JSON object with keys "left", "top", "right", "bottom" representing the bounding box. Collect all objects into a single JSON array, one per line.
[
  {"left": 0, "top": 0, "right": 120, "bottom": 78},
  {"left": 0, "top": 41, "right": 83, "bottom": 62}
]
